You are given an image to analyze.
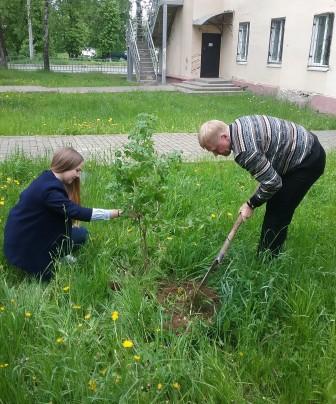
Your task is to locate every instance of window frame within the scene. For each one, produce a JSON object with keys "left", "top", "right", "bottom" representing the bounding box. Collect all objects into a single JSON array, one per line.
[
  {"left": 236, "top": 22, "right": 250, "bottom": 62},
  {"left": 308, "top": 12, "right": 334, "bottom": 67},
  {"left": 267, "top": 17, "right": 286, "bottom": 64}
]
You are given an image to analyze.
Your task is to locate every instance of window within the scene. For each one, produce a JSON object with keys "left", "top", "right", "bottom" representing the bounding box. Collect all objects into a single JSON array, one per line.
[
  {"left": 268, "top": 18, "right": 285, "bottom": 64},
  {"left": 308, "top": 13, "right": 334, "bottom": 67},
  {"left": 237, "top": 22, "right": 250, "bottom": 62}
]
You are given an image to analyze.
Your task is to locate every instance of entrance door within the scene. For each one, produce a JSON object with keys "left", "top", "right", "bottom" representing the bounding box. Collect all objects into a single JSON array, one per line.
[{"left": 200, "top": 33, "right": 221, "bottom": 78}]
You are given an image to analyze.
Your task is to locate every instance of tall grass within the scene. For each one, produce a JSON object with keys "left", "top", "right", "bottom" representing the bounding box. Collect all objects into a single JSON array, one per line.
[
  {"left": 0, "top": 153, "right": 335, "bottom": 402},
  {"left": 1, "top": 92, "right": 336, "bottom": 135},
  {"left": 0, "top": 70, "right": 135, "bottom": 87}
]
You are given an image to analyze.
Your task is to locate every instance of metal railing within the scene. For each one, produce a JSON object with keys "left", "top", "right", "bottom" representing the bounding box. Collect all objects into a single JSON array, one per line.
[
  {"left": 144, "top": 20, "right": 159, "bottom": 80},
  {"left": 7, "top": 57, "right": 127, "bottom": 74},
  {"left": 126, "top": 20, "right": 141, "bottom": 81}
]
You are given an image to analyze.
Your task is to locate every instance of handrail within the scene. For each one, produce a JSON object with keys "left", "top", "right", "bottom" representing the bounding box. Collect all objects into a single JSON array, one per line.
[
  {"left": 126, "top": 20, "right": 141, "bottom": 81},
  {"left": 144, "top": 20, "right": 158, "bottom": 80}
]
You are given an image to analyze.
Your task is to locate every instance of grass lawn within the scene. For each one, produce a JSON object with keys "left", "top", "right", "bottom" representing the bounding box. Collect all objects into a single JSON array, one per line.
[
  {"left": 0, "top": 152, "right": 335, "bottom": 402},
  {"left": 0, "top": 70, "right": 136, "bottom": 87},
  {"left": 1, "top": 92, "right": 336, "bottom": 135}
]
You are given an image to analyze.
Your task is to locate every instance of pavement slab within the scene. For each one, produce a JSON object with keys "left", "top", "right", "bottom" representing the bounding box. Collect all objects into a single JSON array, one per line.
[{"left": 0, "top": 131, "right": 335, "bottom": 162}]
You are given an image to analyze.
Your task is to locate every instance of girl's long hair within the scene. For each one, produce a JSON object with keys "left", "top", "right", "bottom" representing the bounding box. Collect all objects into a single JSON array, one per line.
[{"left": 50, "top": 147, "right": 84, "bottom": 205}]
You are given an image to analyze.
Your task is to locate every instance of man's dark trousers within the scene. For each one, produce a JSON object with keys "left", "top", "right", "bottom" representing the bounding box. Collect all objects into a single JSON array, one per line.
[{"left": 258, "top": 135, "right": 326, "bottom": 256}]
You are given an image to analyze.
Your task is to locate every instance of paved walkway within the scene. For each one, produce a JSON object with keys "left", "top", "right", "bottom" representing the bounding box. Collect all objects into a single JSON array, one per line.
[{"left": 0, "top": 131, "right": 335, "bottom": 162}]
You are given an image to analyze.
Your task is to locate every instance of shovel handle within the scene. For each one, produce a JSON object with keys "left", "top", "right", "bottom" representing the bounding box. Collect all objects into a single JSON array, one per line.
[{"left": 216, "top": 213, "right": 244, "bottom": 263}]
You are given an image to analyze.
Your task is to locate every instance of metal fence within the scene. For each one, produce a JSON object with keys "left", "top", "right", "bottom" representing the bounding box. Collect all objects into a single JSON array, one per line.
[{"left": 7, "top": 58, "right": 128, "bottom": 74}]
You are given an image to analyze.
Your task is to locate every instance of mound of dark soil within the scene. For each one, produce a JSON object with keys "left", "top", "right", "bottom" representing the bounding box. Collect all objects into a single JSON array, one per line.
[{"left": 157, "top": 281, "right": 220, "bottom": 330}]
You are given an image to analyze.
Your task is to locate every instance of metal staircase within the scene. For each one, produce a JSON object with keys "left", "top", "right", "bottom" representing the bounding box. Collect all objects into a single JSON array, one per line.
[
  {"left": 127, "top": 0, "right": 183, "bottom": 83},
  {"left": 126, "top": 5, "right": 159, "bottom": 83}
]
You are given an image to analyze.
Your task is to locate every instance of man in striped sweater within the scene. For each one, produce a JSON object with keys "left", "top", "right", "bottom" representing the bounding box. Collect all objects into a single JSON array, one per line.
[{"left": 198, "top": 115, "right": 326, "bottom": 257}]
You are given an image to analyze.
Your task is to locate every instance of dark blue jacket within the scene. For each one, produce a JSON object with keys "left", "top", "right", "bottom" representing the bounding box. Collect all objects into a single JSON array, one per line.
[{"left": 4, "top": 170, "right": 92, "bottom": 275}]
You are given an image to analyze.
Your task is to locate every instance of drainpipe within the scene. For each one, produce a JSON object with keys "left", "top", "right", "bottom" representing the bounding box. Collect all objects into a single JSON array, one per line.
[{"left": 162, "top": 1, "right": 167, "bottom": 84}]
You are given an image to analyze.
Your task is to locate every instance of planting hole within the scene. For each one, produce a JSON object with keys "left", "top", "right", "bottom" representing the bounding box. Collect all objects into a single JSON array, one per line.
[{"left": 157, "top": 281, "right": 220, "bottom": 330}]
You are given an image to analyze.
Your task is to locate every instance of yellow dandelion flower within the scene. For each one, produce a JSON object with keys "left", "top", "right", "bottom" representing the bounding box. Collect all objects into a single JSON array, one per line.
[
  {"left": 84, "top": 313, "right": 91, "bottom": 320},
  {"left": 25, "top": 311, "right": 32, "bottom": 318},
  {"left": 210, "top": 213, "right": 216, "bottom": 219},
  {"left": 0, "top": 363, "right": 9, "bottom": 368},
  {"left": 172, "top": 382, "right": 181, "bottom": 390},
  {"left": 108, "top": 118, "right": 113, "bottom": 122},
  {"left": 0, "top": 201, "right": 4, "bottom": 206},
  {"left": 96, "top": 118, "right": 101, "bottom": 122},
  {"left": 157, "top": 383, "right": 163, "bottom": 390},
  {"left": 239, "top": 351, "right": 244, "bottom": 357},
  {"left": 133, "top": 355, "right": 140, "bottom": 361},
  {"left": 56, "top": 337, "right": 64, "bottom": 344},
  {"left": 0, "top": 305, "right": 5, "bottom": 312},
  {"left": 122, "top": 339, "right": 134, "bottom": 348},
  {"left": 72, "top": 304, "right": 81, "bottom": 309},
  {"left": 88, "top": 379, "right": 97, "bottom": 392},
  {"left": 166, "top": 236, "right": 173, "bottom": 240},
  {"left": 14, "top": 180, "right": 20, "bottom": 185},
  {"left": 63, "top": 285, "right": 70, "bottom": 292},
  {"left": 111, "top": 311, "right": 119, "bottom": 321}
]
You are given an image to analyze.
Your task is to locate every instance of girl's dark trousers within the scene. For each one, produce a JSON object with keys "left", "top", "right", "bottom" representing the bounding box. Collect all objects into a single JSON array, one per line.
[{"left": 258, "top": 135, "right": 326, "bottom": 257}]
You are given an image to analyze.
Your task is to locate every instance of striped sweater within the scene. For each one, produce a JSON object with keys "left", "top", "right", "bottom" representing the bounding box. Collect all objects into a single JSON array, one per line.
[{"left": 229, "top": 115, "right": 314, "bottom": 207}]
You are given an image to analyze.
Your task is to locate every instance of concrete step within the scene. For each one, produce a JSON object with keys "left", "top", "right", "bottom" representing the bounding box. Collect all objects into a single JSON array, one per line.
[
  {"left": 176, "top": 88, "right": 246, "bottom": 95},
  {"left": 183, "top": 81, "right": 239, "bottom": 88},
  {"left": 140, "top": 77, "right": 157, "bottom": 82},
  {"left": 174, "top": 82, "right": 242, "bottom": 92},
  {"left": 196, "top": 78, "right": 233, "bottom": 84},
  {"left": 140, "top": 62, "right": 154, "bottom": 67}
]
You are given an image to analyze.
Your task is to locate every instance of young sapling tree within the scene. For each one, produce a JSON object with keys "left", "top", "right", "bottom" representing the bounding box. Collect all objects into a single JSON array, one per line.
[{"left": 108, "top": 113, "right": 181, "bottom": 269}]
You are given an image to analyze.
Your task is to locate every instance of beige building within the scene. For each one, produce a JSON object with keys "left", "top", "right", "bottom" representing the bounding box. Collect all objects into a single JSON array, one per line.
[{"left": 152, "top": 0, "right": 336, "bottom": 114}]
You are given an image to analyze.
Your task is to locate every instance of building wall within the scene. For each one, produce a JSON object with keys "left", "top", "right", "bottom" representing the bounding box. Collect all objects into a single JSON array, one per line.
[
  {"left": 166, "top": 0, "right": 194, "bottom": 80},
  {"left": 165, "top": 0, "right": 336, "bottom": 114},
  {"left": 224, "top": 0, "right": 336, "bottom": 103}
]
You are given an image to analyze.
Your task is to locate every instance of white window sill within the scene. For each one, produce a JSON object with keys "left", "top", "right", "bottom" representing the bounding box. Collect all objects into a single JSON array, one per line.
[
  {"left": 307, "top": 66, "right": 329, "bottom": 72},
  {"left": 236, "top": 61, "right": 247, "bottom": 65},
  {"left": 267, "top": 63, "right": 282, "bottom": 68}
]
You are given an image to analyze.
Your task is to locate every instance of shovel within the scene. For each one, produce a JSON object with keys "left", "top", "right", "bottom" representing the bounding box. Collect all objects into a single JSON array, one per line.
[{"left": 192, "top": 213, "right": 244, "bottom": 302}]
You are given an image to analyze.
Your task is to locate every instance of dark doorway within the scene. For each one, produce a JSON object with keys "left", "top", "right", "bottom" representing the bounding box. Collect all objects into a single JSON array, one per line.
[{"left": 200, "top": 33, "right": 221, "bottom": 78}]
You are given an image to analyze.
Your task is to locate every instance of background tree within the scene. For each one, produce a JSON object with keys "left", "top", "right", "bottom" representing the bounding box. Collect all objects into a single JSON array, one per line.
[
  {"left": 97, "top": 0, "right": 125, "bottom": 58},
  {"left": 27, "top": 0, "right": 34, "bottom": 59},
  {"left": 0, "top": 0, "right": 26, "bottom": 57},
  {"left": 55, "top": 0, "right": 89, "bottom": 58},
  {"left": 0, "top": 23, "right": 8, "bottom": 68},
  {"left": 0, "top": 0, "right": 129, "bottom": 60},
  {"left": 43, "top": 0, "right": 50, "bottom": 70}
]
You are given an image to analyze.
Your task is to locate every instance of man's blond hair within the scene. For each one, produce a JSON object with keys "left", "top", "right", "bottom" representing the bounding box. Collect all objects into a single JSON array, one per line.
[{"left": 198, "top": 120, "right": 229, "bottom": 148}]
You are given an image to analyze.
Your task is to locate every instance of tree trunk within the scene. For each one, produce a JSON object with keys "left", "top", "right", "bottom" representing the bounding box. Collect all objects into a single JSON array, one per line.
[
  {"left": 43, "top": 0, "right": 50, "bottom": 71},
  {"left": 27, "top": 0, "right": 34, "bottom": 60},
  {"left": 0, "top": 23, "right": 8, "bottom": 69}
]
